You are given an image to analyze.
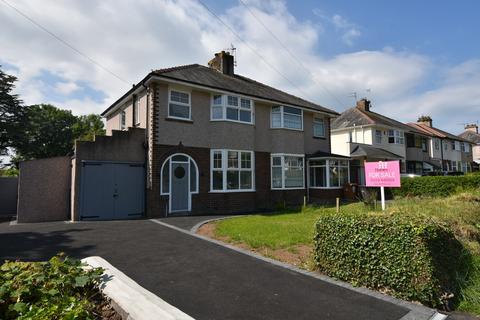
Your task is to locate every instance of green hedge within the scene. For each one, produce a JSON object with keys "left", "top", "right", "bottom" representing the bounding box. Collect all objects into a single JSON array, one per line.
[
  {"left": 314, "top": 213, "right": 466, "bottom": 307},
  {"left": 392, "top": 175, "right": 480, "bottom": 197}
]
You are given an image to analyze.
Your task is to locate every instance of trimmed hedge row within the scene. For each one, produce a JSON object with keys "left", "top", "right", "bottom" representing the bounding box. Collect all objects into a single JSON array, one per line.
[
  {"left": 314, "top": 213, "right": 466, "bottom": 307},
  {"left": 392, "top": 175, "right": 480, "bottom": 197}
]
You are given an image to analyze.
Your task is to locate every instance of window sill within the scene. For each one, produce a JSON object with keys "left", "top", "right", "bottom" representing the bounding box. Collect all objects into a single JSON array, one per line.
[
  {"left": 270, "top": 127, "right": 304, "bottom": 132},
  {"left": 209, "top": 189, "right": 256, "bottom": 193},
  {"left": 309, "top": 187, "right": 344, "bottom": 190},
  {"left": 271, "top": 187, "right": 305, "bottom": 190},
  {"left": 165, "top": 117, "right": 193, "bottom": 123},
  {"left": 313, "top": 136, "right": 326, "bottom": 140},
  {"left": 210, "top": 119, "right": 254, "bottom": 125}
]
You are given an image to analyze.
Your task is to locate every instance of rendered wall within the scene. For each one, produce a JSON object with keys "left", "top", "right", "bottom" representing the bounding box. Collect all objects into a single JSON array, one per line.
[{"left": 17, "top": 157, "right": 71, "bottom": 223}]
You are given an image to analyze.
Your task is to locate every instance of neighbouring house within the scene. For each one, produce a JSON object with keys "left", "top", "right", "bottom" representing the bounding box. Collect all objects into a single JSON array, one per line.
[
  {"left": 407, "top": 117, "right": 474, "bottom": 173},
  {"left": 330, "top": 99, "right": 426, "bottom": 184},
  {"left": 73, "top": 51, "right": 344, "bottom": 220},
  {"left": 459, "top": 124, "right": 480, "bottom": 170}
]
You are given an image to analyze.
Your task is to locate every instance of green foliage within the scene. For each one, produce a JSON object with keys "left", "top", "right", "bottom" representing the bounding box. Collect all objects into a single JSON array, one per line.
[
  {"left": 0, "top": 67, "right": 27, "bottom": 158},
  {"left": 314, "top": 213, "right": 468, "bottom": 308},
  {"left": 392, "top": 175, "right": 480, "bottom": 198},
  {"left": 11, "top": 104, "right": 105, "bottom": 165},
  {"left": 0, "top": 167, "right": 19, "bottom": 176},
  {"left": 73, "top": 114, "right": 106, "bottom": 142},
  {"left": 0, "top": 254, "right": 104, "bottom": 320}
]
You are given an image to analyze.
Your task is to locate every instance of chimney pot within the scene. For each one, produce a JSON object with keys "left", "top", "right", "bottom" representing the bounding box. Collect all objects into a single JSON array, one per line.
[
  {"left": 208, "top": 51, "right": 234, "bottom": 76},
  {"left": 417, "top": 115, "right": 433, "bottom": 127},
  {"left": 356, "top": 99, "right": 371, "bottom": 112},
  {"left": 465, "top": 123, "right": 479, "bottom": 134}
]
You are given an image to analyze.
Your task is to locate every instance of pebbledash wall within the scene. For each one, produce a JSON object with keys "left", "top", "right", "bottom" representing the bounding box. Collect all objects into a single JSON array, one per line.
[{"left": 143, "top": 82, "right": 340, "bottom": 218}]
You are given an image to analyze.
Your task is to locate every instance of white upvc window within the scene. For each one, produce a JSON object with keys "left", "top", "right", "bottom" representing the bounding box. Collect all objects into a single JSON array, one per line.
[
  {"left": 443, "top": 141, "right": 448, "bottom": 151},
  {"left": 452, "top": 161, "right": 457, "bottom": 171},
  {"left": 168, "top": 89, "right": 191, "bottom": 120},
  {"left": 454, "top": 141, "right": 461, "bottom": 151},
  {"left": 375, "top": 130, "right": 382, "bottom": 144},
  {"left": 211, "top": 94, "right": 253, "bottom": 124},
  {"left": 309, "top": 159, "right": 349, "bottom": 188},
  {"left": 434, "top": 139, "right": 440, "bottom": 150},
  {"left": 271, "top": 106, "right": 303, "bottom": 130},
  {"left": 465, "top": 143, "right": 470, "bottom": 153},
  {"left": 120, "top": 110, "right": 126, "bottom": 130},
  {"left": 388, "top": 130, "right": 404, "bottom": 144},
  {"left": 210, "top": 149, "right": 255, "bottom": 192},
  {"left": 271, "top": 154, "right": 304, "bottom": 189},
  {"left": 313, "top": 117, "right": 325, "bottom": 138},
  {"left": 134, "top": 96, "right": 140, "bottom": 125}
]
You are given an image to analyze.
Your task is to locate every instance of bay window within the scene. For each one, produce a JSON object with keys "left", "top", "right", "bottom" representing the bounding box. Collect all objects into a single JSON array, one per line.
[
  {"left": 271, "top": 154, "right": 304, "bottom": 189},
  {"left": 211, "top": 94, "right": 253, "bottom": 124},
  {"left": 168, "top": 90, "right": 191, "bottom": 120},
  {"left": 211, "top": 149, "right": 254, "bottom": 192},
  {"left": 309, "top": 159, "right": 349, "bottom": 188},
  {"left": 271, "top": 106, "right": 303, "bottom": 130}
]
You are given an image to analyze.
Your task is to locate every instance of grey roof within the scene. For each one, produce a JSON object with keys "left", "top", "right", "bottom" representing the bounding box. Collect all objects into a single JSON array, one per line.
[
  {"left": 332, "top": 107, "right": 423, "bottom": 134},
  {"left": 102, "top": 64, "right": 339, "bottom": 116},
  {"left": 307, "top": 150, "right": 350, "bottom": 159},
  {"left": 350, "top": 143, "right": 403, "bottom": 160},
  {"left": 459, "top": 130, "right": 480, "bottom": 144}
]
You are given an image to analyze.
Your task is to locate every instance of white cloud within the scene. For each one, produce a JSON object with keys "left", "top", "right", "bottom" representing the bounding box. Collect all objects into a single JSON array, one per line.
[
  {"left": 0, "top": 0, "right": 476, "bottom": 134},
  {"left": 54, "top": 81, "right": 80, "bottom": 95}
]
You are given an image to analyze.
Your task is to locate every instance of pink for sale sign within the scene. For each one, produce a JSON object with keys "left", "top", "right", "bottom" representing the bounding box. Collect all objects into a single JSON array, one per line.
[{"left": 364, "top": 161, "right": 401, "bottom": 187}]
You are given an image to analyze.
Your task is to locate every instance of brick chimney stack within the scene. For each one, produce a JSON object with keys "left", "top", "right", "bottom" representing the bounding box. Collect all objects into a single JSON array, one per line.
[
  {"left": 208, "top": 51, "right": 234, "bottom": 76},
  {"left": 417, "top": 115, "right": 433, "bottom": 127},
  {"left": 465, "top": 123, "right": 479, "bottom": 134},
  {"left": 356, "top": 99, "right": 371, "bottom": 112}
]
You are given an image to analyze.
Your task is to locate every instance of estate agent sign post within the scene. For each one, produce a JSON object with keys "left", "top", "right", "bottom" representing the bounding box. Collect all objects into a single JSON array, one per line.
[{"left": 364, "top": 161, "right": 401, "bottom": 210}]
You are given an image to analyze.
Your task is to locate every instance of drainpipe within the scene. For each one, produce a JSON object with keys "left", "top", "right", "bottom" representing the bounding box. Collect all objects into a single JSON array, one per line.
[
  {"left": 440, "top": 138, "right": 445, "bottom": 171},
  {"left": 142, "top": 83, "right": 150, "bottom": 217}
]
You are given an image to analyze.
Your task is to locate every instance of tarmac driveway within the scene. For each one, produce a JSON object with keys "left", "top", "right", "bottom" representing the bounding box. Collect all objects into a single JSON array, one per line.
[{"left": 0, "top": 219, "right": 424, "bottom": 320}]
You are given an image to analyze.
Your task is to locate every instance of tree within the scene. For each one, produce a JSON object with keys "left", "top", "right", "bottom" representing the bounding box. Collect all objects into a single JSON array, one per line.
[
  {"left": 73, "top": 114, "right": 105, "bottom": 141},
  {"left": 11, "top": 104, "right": 106, "bottom": 165},
  {"left": 0, "top": 67, "right": 26, "bottom": 159},
  {"left": 13, "top": 104, "right": 78, "bottom": 162}
]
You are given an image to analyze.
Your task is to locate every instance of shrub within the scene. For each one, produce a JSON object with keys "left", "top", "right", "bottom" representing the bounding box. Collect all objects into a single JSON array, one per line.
[
  {"left": 0, "top": 254, "right": 104, "bottom": 320},
  {"left": 314, "top": 213, "right": 468, "bottom": 308},
  {"left": 392, "top": 175, "right": 480, "bottom": 198}
]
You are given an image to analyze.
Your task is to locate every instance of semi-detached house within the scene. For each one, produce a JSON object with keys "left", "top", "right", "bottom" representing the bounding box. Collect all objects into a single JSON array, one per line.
[{"left": 91, "top": 51, "right": 343, "bottom": 219}]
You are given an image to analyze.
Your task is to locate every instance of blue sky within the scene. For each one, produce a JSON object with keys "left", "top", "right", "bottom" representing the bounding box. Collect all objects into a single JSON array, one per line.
[{"left": 0, "top": 0, "right": 479, "bottom": 134}]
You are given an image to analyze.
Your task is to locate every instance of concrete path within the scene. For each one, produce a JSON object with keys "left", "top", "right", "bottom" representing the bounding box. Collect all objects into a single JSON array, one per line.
[{"left": 0, "top": 219, "right": 441, "bottom": 320}]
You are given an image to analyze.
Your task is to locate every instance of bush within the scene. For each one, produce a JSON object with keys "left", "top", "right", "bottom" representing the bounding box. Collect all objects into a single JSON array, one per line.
[
  {"left": 314, "top": 213, "right": 468, "bottom": 308},
  {"left": 0, "top": 254, "right": 104, "bottom": 320},
  {"left": 392, "top": 175, "right": 480, "bottom": 197}
]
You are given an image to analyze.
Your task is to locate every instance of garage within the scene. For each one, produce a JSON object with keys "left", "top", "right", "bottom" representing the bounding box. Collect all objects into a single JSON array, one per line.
[{"left": 79, "top": 161, "right": 145, "bottom": 220}]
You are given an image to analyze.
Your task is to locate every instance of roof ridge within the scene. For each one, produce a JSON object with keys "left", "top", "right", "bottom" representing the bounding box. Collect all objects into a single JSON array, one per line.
[
  {"left": 153, "top": 64, "right": 200, "bottom": 74},
  {"left": 354, "top": 108, "right": 376, "bottom": 125}
]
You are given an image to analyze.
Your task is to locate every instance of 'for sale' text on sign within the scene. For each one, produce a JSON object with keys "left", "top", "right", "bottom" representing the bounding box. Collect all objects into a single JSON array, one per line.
[{"left": 364, "top": 161, "right": 401, "bottom": 187}]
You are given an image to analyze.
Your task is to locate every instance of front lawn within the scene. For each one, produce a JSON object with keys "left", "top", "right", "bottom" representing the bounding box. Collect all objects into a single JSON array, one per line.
[{"left": 200, "top": 190, "right": 480, "bottom": 315}]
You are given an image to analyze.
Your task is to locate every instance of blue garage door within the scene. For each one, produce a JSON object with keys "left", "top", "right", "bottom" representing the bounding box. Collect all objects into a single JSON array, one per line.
[{"left": 80, "top": 162, "right": 144, "bottom": 220}]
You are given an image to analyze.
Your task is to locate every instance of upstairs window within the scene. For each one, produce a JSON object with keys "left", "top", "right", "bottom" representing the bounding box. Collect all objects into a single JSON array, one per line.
[
  {"left": 454, "top": 141, "right": 461, "bottom": 151},
  {"left": 375, "top": 130, "right": 382, "bottom": 144},
  {"left": 271, "top": 106, "right": 303, "bottom": 130},
  {"left": 465, "top": 143, "right": 470, "bottom": 153},
  {"left": 388, "top": 130, "right": 404, "bottom": 144},
  {"left": 443, "top": 141, "right": 448, "bottom": 151},
  {"left": 120, "top": 110, "right": 126, "bottom": 130},
  {"left": 461, "top": 142, "right": 465, "bottom": 152},
  {"left": 313, "top": 117, "right": 325, "bottom": 137},
  {"left": 169, "top": 90, "right": 191, "bottom": 120},
  {"left": 133, "top": 96, "right": 140, "bottom": 126},
  {"left": 434, "top": 139, "right": 440, "bottom": 150},
  {"left": 211, "top": 94, "right": 253, "bottom": 124}
]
